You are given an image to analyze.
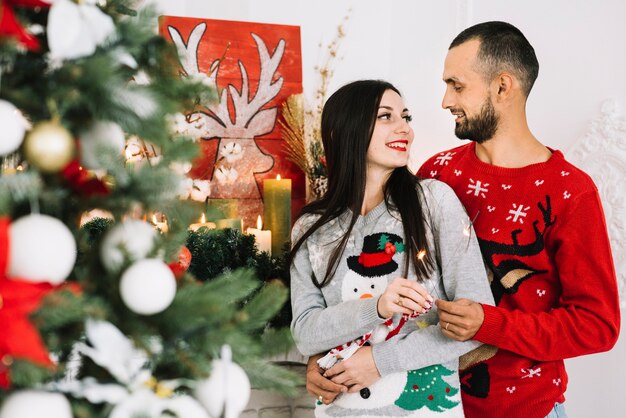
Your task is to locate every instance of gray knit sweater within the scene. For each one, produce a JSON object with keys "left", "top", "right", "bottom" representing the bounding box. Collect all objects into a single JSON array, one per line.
[{"left": 290, "top": 179, "right": 494, "bottom": 417}]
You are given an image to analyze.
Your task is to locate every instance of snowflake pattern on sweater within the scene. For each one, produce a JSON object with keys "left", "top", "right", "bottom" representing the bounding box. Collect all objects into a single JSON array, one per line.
[{"left": 418, "top": 143, "right": 620, "bottom": 418}]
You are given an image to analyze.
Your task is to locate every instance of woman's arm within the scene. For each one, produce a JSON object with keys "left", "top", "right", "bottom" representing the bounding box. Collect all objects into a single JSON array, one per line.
[{"left": 290, "top": 218, "right": 383, "bottom": 356}]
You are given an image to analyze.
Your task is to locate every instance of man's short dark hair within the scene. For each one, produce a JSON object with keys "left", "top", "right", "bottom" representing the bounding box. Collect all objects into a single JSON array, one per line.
[{"left": 450, "top": 21, "right": 539, "bottom": 97}]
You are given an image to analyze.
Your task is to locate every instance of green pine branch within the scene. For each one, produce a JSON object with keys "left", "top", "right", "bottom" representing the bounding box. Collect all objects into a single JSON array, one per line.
[{"left": 1, "top": 0, "right": 299, "bottom": 413}]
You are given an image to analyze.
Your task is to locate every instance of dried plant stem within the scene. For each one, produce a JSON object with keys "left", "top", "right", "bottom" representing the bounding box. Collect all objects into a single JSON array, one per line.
[{"left": 279, "top": 94, "right": 308, "bottom": 173}]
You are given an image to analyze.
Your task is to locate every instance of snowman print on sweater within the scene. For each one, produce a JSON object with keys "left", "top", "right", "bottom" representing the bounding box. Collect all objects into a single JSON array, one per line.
[
  {"left": 341, "top": 232, "right": 403, "bottom": 343},
  {"left": 320, "top": 232, "right": 460, "bottom": 417}
]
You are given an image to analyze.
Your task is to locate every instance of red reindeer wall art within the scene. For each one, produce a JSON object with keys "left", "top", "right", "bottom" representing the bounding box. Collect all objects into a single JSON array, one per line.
[{"left": 159, "top": 17, "right": 303, "bottom": 226}]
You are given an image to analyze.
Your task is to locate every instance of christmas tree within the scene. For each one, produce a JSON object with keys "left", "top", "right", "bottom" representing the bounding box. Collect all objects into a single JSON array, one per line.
[
  {"left": 394, "top": 364, "right": 460, "bottom": 412},
  {"left": 0, "top": 1, "right": 298, "bottom": 417}
]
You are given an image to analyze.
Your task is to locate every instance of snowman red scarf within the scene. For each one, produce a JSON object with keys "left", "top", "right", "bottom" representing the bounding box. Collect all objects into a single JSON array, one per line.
[{"left": 317, "top": 307, "right": 430, "bottom": 369}]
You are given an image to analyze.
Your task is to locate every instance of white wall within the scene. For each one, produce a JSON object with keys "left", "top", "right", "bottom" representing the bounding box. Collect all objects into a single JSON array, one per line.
[{"left": 152, "top": 1, "right": 626, "bottom": 416}]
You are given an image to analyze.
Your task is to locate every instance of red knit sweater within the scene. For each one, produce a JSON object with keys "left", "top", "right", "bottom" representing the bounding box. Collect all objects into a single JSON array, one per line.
[{"left": 418, "top": 142, "right": 620, "bottom": 418}]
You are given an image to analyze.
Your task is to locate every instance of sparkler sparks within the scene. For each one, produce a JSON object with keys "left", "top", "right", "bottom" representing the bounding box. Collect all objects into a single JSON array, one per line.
[{"left": 411, "top": 210, "right": 480, "bottom": 302}]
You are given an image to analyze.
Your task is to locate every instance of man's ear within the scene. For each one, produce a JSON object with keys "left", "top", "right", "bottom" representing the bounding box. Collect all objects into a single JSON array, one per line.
[{"left": 494, "top": 72, "right": 515, "bottom": 101}]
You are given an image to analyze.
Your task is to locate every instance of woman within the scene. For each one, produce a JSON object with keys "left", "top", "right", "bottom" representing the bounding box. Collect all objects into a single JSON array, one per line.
[{"left": 289, "top": 80, "right": 493, "bottom": 417}]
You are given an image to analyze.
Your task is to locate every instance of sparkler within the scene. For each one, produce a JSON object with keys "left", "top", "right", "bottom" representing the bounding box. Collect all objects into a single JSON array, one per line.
[
  {"left": 464, "top": 210, "right": 481, "bottom": 240},
  {"left": 414, "top": 210, "right": 480, "bottom": 301}
]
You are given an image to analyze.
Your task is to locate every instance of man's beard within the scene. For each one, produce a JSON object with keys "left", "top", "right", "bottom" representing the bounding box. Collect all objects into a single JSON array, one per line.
[{"left": 454, "top": 98, "right": 499, "bottom": 144}]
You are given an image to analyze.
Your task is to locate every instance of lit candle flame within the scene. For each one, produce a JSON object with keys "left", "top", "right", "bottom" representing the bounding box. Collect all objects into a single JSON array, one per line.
[
  {"left": 417, "top": 250, "right": 427, "bottom": 260},
  {"left": 152, "top": 214, "right": 158, "bottom": 225},
  {"left": 257, "top": 215, "right": 263, "bottom": 230},
  {"left": 276, "top": 174, "right": 281, "bottom": 181},
  {"left": 200, "top": 213, "right": 206, "bottom": 223}
]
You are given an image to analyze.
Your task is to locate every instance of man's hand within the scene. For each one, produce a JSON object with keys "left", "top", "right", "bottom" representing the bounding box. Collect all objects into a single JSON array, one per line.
[
  {"left": 306, "top": 354, "right": 347, "bottom": 405},
  {"left": 436, "top": 298, "right": 485, "bottom": 341},
  {"left": 323, "top": 346, "right": 381, "bottom": 393}
]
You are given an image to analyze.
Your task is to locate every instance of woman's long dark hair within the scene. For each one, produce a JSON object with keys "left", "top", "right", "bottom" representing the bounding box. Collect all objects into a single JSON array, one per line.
[{"left": 289, "top": 80, "right": 434, "bottom": 288}]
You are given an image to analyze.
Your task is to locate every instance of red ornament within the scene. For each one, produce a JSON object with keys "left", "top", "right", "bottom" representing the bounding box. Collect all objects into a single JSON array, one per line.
[
  {"left": 0, "top": 0, "right": 50, "bottom": 51},
  {"left": 428, "top": 395, "right": 434, "bottom": 401},
  {"left": 384, "top": 242, "right": 396, "bottom": 255},
  {"left": 168, "top": 246, "right": 192, "bottom": 279},
  {"left": 0, "top": 217, "right": 55, "bottom": 388},
  {"left": 61, "top": 159, "right": 110, "bottom": 197}
]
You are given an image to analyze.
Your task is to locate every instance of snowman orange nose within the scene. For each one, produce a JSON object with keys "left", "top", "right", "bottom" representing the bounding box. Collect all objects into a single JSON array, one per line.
[{"left": 360, "top": 293, "right": 373, "bottom": 299}]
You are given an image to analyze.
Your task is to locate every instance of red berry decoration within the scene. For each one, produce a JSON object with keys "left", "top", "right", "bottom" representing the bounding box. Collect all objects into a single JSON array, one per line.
[
  {"left": 168, "top": 245, "right": 192, "bottom": 279},
  {"left": 62, "top": 160, "right": 110, "bottom": 197},
  {"left": 384, "top": 242, "right": 396, "bottom": 255}
]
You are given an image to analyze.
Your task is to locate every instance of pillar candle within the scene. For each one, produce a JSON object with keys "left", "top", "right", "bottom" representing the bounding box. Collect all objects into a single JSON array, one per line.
[
  {"left": 263, "top": 175, "right": 291, "bottom": 256},
  {"left": 208, "top": 198, "right": 239, "bottom": 218},
  {"left": 189, "top": 213, "right": 216, "bottom": 232},
  {"left": 246, "top": 215, "right": 272, "bottom": 255}
]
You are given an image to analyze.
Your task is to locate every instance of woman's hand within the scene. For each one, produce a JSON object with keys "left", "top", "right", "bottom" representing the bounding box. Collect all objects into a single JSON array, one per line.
[
  {"left": 323, "top": 346, "right": 380, "bottom": 392},
  {"left": 377, "top": 277, "right": 433, "bottom": 318}
]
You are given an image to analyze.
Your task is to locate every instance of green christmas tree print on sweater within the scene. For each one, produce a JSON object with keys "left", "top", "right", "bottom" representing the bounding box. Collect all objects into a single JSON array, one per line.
[{"left": 395, "top": 364, "right": 459, "bottom": 412}]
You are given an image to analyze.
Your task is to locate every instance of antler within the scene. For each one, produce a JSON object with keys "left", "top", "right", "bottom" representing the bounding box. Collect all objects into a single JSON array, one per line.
[
  {"left": 480, "top": 195, "right": 555, "bottom": 303},
  {"left": 228, "top": 33, "right": 285, "bottom": 130},
  {"left": 169, "top": 25, "right": 285, "bottom": 139},
  {"left": 168, "top": 23, "right": 206, "bottom": 76},
  {"left": 169, "top": 23, "right": 229, "bottom": 137}
]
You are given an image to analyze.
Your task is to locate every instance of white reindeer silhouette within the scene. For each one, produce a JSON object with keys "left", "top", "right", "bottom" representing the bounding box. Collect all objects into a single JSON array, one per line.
[{"left": 168, "top": 23, "right": 284, "bottom": 199}]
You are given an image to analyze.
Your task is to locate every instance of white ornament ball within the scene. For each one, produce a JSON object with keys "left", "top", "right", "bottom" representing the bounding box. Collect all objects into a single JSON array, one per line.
[
  {"left": 0, "top": 100, "right": 27, "bottom": 156},
  {"left": 119, "top": 258, "right": 176, "bottom": 315},
  {"left": 100, "top": 220, "right": 157, "bottom": 274},
  {"left": 80, "top": 120, "right": 126, "bottom": 169},
  {"left": 195, "top": 346, "right": 251, "bottom": 418},
  {"left": 8, "top": 214, "right": 77, "bottom": 284},
  {"left": 0, "top": 390, "right": 72, "bottom": 418}
]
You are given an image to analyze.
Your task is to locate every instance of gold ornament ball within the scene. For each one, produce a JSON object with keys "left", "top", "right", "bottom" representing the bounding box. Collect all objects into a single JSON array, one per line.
[{"left": 24, "top": 121, "right": 75, "bottom": 173}]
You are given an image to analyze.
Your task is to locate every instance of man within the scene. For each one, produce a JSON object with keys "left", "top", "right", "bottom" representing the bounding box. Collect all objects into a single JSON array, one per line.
[{"left": 304, "top": 21, "right": 620, "bottom": 418}]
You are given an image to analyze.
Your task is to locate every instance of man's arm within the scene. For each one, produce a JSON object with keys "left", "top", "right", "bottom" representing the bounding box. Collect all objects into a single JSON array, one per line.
[{"left": 438, "top": 190, "right": 621, "bottom": 360}]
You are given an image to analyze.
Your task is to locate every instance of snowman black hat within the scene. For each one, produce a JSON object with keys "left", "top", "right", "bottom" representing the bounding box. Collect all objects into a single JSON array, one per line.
[{"left": 346, "top": 232, "right": 403, "bottom": 277}]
